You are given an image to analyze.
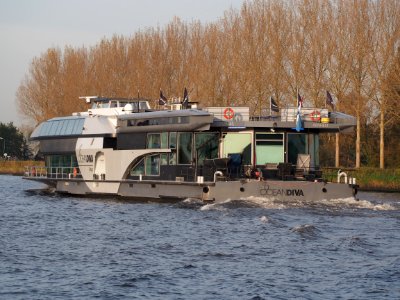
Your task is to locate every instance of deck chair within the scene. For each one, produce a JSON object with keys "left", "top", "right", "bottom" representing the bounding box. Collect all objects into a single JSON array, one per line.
[{"left": 296, "top": 154, "right": 310, "bottom": 177}]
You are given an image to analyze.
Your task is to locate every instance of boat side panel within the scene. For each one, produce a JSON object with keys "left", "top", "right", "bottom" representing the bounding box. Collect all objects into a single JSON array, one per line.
[
  {"left": 207, "top": 180, "right": 356, "bottom": 202},
  {"left": 118, "top": 182, "right": 204, "bottom": 200}
]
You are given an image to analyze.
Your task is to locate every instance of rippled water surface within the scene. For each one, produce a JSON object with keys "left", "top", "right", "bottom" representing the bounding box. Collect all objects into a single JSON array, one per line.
[{"left": 0, "top": 175, "right": 399, "bottom": 299}]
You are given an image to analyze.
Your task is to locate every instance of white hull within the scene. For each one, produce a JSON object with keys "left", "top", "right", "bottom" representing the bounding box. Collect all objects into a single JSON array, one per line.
[{"left": 26, "top": 177, "right": 358, "bottom": 203}]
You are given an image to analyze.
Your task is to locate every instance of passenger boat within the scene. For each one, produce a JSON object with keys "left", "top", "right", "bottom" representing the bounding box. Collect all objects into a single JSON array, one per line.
[{"left": 24, "top": 96, "right": 358, "bottom": 203}]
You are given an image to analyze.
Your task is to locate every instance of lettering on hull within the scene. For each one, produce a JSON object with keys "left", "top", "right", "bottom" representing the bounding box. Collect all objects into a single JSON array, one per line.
[
  {"left": 260, "top": 184, "right": 304, "bottom": 197},
  {"left": 78, "top": 154, "right": 94, "bottom": 164}
]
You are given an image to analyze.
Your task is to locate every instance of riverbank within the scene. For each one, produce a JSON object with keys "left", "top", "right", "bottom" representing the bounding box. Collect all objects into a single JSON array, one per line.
[
  {"left": 0, "top": 161, "right": 399, "bottom": 192},
  {"left": 0, "top": 161, "right": 44, "bottom": 176},
  {"left": 323, "top": 167, "right": 400, "bottom": 192}
]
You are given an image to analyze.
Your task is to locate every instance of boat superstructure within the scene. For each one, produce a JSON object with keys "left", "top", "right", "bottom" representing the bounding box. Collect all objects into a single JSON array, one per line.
[{"left": 24, "top": 96, "right": 358, "bottom": 202}]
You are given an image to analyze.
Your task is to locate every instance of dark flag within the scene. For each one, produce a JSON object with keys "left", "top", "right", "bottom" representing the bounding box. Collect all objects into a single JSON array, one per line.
[
  {"left": 159, "top": 90, "right": 167, "bottom": 105},
  {"left": 326, "top": 90, "right": 334, "bottom": 110},
  {"left": 182, "top": 87, "right": 189, "bottom": 109},
  {"left": 270, "top": 97, "right": 279, "bottom": 112},
  {"left": 297, "top": 93, "right": 303, "bottom": 109}
]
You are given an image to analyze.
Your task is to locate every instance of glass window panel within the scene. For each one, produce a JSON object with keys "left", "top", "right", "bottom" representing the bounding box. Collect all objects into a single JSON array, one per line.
[
  {"left": 139, "top": 102, "right": 147, "bottom": 110},
  {"left": 160, "top": 154, "right": 168, "bottom": 165},
  {"left": 195, "top": 132, "right": 219, "bottom": 166},
  {"left": 145, "top": 155, "right": 160, "bottom": 175},
  {"left": 161, "top": 132, "right": 168, "bottom": 148},
  {"left": 48, "top": 122, "right": 56, "bottom": 135},
  {"left": 147, "top": 133, "right": 161, "bottom": 148},
  {"left": 59, "top": 121, "right": 68, "bottom": 135},
  {"left": 72, "top": 155, "right": 78, "bottom": 167},
  {"left": 130, "top": 158, "right": 145, "bottom": 176},
  {"left": 178, "top": 132, "right": 193, "bottom": 165},
  {"left": 41, "top": 122, "right": 50, "bottom": 136},
  {"left": 66, "top": 120, "right": 75, "bottom": 135},
  {"left": 169, "top": 151, "right": 176, "bottom": 165},
  {"left": 54, "top": 121, "right": 63, "bottom": 135},
  {"left": 45, "top": 156, "right": 51, "bottom": 167},
  {"left": 223, "top": 133, "right": 252, "bottom": 165},
  {"left": 73, "top": 119, "right": 84, "bottom": 134},
  {"left": 63, "top": 121, "right": 71, "bottom": 135},
  {"left": 48, "top": 121, "right": 57, "bottom": 135},
  {"left": 169, "top": 132, "right": 177, "bottom": 149}
]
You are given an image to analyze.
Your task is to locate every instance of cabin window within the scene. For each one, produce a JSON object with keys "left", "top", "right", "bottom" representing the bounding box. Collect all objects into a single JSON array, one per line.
[
  {"left": 222, "top": 132, "right": 252, "bottom": 165},
  {"left": 147, "top": 133, "right": 161, "bottom": 148},
  {"left": 255, "top": 133, "right": 284, "bottom": 165},
  {"left": 195, "top": 132, "right": 219, "bottom": 166},
  {"left": 37, "top": 118, "right": 84, "bottom": 137},
  {"left": 103, "top": 137, "right": 117, "bottom": 149},
  {"left": 139, "top": 101, "right": 150, "bottom": 110},
  {"left": 145, "top": 155, "right": 160, "bottom": 176},
  {"left": 309, "top": 134, "right": 319, "bottom": 167},
  {"left": 178, "top": 132, "right": 193, "bottom": 165},
  {"left": 160, "top": 154, "right": 168, "bottom": 165},
  {"left": 45, "top": 154, "right": 78, "bottom": 175},
  {"left": 130, "top": 155, "right": 160, "bottom": 176},
  {"left": 93, "top": 102, "right": 109, "bottom": 109},
  {"left": 161, "top": 132, "right": 168, "bottom": 148},
  {"left": 147, "top": 132, "right": 168, "bottom": 149},
  {"left": 169, "top": 132, "right": 177, "bottom": 165},
  {"left": 130, "top": 158, "right": 145, "bottom": 176}
]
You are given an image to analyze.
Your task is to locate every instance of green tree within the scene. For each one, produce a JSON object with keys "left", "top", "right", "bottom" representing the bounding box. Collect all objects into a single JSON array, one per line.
[{"left": 0, "top": 122, "right": 31, "bottom": 160}]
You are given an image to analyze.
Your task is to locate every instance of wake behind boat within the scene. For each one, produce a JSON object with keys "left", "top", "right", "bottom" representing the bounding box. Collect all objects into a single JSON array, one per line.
[{"left": 24, "top": 95, "right": 358, "bottom": 203}]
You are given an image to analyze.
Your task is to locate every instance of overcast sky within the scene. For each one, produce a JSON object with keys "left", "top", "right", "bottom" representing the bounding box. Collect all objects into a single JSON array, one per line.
[{"left": 0, "top": 0, "right": 244, "bottom": 125}]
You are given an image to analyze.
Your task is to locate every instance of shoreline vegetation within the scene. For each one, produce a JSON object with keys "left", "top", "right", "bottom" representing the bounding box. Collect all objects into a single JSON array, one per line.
[{"left": 0, "top": 161, "right": 399, "bottom": 193}]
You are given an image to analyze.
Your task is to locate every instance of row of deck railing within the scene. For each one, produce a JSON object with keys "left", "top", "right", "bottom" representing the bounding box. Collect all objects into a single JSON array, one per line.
[
  {"left": 24, "top": 166, "right": 81, "bottom": 179},
  {"left": 24, "top": 164, "right": 355, "bottom": 184}
]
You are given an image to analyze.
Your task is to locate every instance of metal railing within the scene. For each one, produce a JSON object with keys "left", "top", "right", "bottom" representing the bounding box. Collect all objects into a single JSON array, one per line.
[{"left": 24, "top": 166, "right": 81, "bottom": 179}]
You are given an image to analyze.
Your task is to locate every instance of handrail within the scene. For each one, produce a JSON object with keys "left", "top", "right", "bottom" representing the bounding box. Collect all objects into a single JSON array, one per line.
[{"left": 24, "top": 166, "right": 82, "bottom": 179}]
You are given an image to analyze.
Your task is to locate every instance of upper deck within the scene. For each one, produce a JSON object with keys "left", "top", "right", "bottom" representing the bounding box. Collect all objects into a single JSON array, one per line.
[
  {"left": 30, "top": 96, "right": 356, "bottom": 141},
  {"left": 75, "top": 96, "right": 152, "bottom": 116},
  {"left": 205, "top": 107, "right": 356, "bottom": 133}
]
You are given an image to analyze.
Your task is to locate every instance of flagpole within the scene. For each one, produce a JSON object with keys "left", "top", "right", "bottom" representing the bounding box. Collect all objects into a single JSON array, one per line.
[{"left": 269, "top": 96, "right": 272, "bottom": 117}]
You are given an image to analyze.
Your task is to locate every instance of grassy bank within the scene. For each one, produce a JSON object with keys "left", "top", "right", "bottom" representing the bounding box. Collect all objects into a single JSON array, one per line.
[
  {"left": 0, "top": 160, "right": 44, "bottom": 175},
  {"left": 323, "top": 167, "right": 400, "bottom": 192}
]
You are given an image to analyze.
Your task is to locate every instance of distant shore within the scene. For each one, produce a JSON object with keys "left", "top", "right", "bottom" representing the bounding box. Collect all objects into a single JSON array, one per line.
[
  {"left": 0, "top": 161, "right": 44, "bottom": 176},
  {"left": 1, "top": 161, "right": 399, "bottom": 192}
]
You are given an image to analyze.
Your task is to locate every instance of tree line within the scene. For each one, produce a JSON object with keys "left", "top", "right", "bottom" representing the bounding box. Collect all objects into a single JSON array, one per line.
[
  {"left": 0, "top": 122, "right": 31, "bottom": 160},
  {"left": 16, "top": 0, "right": 400, "bottom": 168}
]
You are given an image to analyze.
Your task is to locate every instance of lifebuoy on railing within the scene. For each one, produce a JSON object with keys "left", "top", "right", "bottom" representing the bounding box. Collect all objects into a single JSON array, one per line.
[
  {"left": 310, "top": 110, "right": 321, "bottom": 122},
  {"left": 223, "top": 107, "right": 235, "bottom": 120}
]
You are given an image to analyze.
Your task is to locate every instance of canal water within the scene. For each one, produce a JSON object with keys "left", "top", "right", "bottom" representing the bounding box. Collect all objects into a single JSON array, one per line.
[{"left": 0, "top": 175, "right": 399, "bottom": 299}]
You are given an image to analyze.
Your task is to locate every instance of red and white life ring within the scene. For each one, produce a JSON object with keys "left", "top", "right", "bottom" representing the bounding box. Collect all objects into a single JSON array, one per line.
[
  {"left": 310, "top": 110, "right": 321, "bottom": 122},
  {"left": 223, "top": 107, "right": 235, "bottom": 120}
]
